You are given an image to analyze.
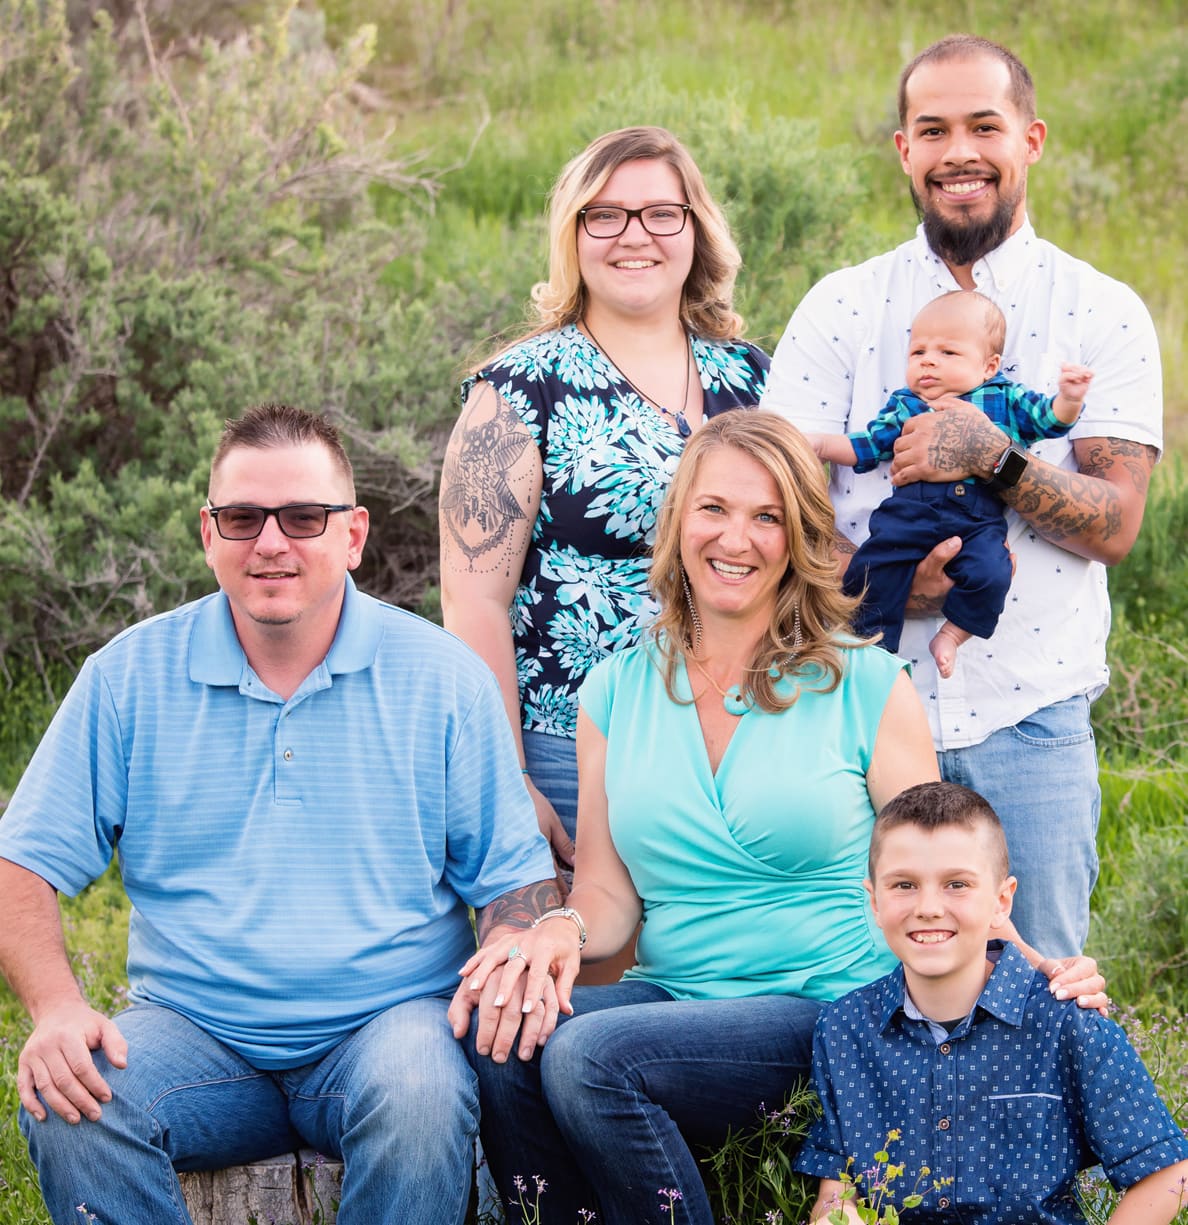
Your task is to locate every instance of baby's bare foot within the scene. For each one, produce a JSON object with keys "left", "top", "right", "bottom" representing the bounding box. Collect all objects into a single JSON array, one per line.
[{"left": 930, "top": 623, "right": 969, "bottom": 679}]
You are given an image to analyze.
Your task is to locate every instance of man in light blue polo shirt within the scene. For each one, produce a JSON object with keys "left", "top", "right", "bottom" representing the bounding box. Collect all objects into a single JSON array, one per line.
[{"left": 0, "top": 404, "right": 558, "bottom": 1225}]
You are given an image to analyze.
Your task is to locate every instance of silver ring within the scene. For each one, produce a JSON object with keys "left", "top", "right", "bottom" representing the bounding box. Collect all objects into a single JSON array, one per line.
[{"left": 507, "top": 945, "right": 526, "bottom": 964}]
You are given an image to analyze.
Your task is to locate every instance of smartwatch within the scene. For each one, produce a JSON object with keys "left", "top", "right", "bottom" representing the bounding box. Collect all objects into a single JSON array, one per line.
[{"left": 983, "top": 442, "right": 1029, "bottom": 494}]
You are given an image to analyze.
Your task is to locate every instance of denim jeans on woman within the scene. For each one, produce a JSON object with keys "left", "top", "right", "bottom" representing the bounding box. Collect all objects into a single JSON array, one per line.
[
  {"left": 521, "top": 729, "right": 578, "bottom": 845},
  {"left": 22, "top": 998, "right": 478, "bottom": 1225},
  {"left": 468, "top": 978, "right": 820, "bottom": 1225}
]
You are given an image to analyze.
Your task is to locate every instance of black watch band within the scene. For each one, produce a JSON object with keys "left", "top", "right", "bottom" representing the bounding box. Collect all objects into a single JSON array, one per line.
[{"left": 983, "top": 442, "right": 1029, "bottom": 494}]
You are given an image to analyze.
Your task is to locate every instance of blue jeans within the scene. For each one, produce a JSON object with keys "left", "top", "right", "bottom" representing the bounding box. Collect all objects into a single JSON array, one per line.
[
  {"left": 939, "top": 694, "right": 1100, "bottom": 958},
  {"left": 468, "top": 979, "right": 820, "bottom": 1225},
  {"left": 521, "top": 729, "right": 578, "bottom": 844},
  {"left": 22, "top": 997, "right": 478, "bottom": 1225}
]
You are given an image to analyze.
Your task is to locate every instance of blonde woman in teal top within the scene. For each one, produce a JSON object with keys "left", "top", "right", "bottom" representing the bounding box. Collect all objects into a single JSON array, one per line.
[
  {"left": 585, "top": 637, "right": 902, "bottom": 1004},
  {"left": 458, "top": 413, "right": 1107, "bottom": 1225}
]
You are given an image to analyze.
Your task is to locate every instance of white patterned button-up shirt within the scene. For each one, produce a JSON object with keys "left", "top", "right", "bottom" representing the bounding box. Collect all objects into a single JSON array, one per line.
[{"left": 761, "top": 220, "right": 1163, "bottom": 749}]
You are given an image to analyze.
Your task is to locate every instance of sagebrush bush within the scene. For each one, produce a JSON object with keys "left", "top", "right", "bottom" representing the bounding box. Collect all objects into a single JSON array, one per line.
[{"left": 0, "top": 0, "right": 456, "bottom": 680}]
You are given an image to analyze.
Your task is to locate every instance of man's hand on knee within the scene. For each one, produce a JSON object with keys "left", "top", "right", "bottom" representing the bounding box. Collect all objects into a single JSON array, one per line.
[{"left": 19, "top": 1001, "right": 127, "bottom": 1124}]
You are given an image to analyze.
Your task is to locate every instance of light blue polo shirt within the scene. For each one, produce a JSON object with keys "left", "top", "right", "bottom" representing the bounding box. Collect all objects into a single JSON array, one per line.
[{"left": 0, "top": 578, "right": 553, "bottom": 1068}]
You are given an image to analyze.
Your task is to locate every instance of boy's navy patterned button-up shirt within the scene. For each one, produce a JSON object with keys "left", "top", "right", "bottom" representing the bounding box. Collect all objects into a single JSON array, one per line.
[{"left": 796, "top": 941, "right": 1188, "bottom": 1222}]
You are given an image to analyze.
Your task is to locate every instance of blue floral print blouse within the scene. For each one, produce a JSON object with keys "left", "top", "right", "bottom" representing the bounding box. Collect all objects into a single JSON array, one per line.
[{"left": 463, "top": 324, "right": 769, "bottom": 739}]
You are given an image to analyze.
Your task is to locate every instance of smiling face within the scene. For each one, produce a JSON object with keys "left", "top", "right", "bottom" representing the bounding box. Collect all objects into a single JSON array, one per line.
[
  {"left": 868, "top": 821, "right": 1016, "bottom": 1012},
  {"left": 577, "top": 157, "right": 695, "bottom": 326},
  {"left": 201, "top": 441, "right": 368, "bottom": 655},
  {"left": 894, "top": 53, "right": 1046, "bottom": 270},
  {"left": 679, "top": 445, "right": 790, "bottom": 631},
  {"left": 905, "top": 295, "right": 1001, "bottom": 401}
]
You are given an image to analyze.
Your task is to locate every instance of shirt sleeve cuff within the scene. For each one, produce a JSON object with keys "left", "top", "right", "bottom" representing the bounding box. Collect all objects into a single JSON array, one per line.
[
  {"left": 793, "top": 1143, "right": 850, "bottom": 1179},
  {"left": 847, "top": 434, "right": 881, "bottom": 474},
  {"left": 1105, "top": 1136, "right": 1188, "bottom": 1192}
]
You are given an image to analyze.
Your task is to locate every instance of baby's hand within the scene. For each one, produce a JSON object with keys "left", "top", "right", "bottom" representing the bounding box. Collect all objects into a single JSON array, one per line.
[{"left": 1057, "top": 363, "right": 1094, "bottom": 405}]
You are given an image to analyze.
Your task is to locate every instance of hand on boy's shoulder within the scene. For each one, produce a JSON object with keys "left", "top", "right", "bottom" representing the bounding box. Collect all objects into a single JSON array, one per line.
[{"left": 1036, "top": 954, "right": 1109, "bottom": 1016}]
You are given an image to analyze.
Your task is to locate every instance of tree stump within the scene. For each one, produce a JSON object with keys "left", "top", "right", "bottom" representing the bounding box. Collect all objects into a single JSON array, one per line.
[{"left": 179, "top": 1150, "right": 342, "bottom": 1225}]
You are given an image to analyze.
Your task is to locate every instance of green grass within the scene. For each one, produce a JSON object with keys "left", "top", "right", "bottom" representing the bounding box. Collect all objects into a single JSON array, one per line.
[{"left": 331, "top": 0, "right": 1187, "bottom": 414}]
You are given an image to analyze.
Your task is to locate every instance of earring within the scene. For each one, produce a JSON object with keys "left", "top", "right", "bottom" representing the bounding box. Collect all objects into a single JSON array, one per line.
[
  {"left": 789, "top": 602, "right": 803, "bottom": 654},
  {"left": 681, "top": 566, "right": 703, "bottom": 653}
]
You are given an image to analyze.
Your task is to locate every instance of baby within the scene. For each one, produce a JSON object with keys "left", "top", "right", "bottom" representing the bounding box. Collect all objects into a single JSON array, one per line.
[{"left": 808, "top": 291, "right": 1092, "bottom": 677}]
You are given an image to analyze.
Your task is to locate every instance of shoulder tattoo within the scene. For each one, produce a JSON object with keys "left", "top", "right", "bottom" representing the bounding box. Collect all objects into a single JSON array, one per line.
[{"left": 441, "top": 388, "right": 535, "bottom": 569}]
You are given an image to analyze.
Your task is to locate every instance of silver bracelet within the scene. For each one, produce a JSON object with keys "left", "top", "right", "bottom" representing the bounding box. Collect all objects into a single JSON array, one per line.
[{"left": 532, "top": 906, "right": 587, "bottom": 948}]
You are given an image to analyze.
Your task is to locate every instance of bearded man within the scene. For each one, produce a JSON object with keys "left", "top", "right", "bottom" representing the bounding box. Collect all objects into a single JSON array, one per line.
[{"left": 761, "top": 35, "right": 1162, "bottom": 957}]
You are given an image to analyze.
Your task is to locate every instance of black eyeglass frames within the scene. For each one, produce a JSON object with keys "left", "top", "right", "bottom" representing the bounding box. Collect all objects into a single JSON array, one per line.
[
  {"left": 206, "top": 503, "right": 355, "bottom": 540},
  {"left": 578, "top": 203, "right": 691, "bottom": 239}
]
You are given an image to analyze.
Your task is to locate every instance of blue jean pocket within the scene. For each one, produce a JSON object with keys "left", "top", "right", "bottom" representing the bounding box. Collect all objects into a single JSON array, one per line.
[{"left": 1008, "top": 695, "right": 1094, "bottom": 749}]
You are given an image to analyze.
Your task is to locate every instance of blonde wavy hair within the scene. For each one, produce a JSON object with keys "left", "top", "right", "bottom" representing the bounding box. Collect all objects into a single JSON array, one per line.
[
  {"left": 649, "top": 412, "right": 868, "bottom": 712},
  {"left": 524, "top": 126, "right": 744, "bottom": 343}
]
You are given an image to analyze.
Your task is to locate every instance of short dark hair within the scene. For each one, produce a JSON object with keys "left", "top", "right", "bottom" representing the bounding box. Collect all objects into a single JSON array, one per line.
[
  {"left": 868, "top": 781, "right": 1010, "bottom": 882},
  {"left": 898, "top": 35, "right": 1037, "bottom": 127},
  {"left": 210, "top": 403, "right": 355, "bottom": 496}
]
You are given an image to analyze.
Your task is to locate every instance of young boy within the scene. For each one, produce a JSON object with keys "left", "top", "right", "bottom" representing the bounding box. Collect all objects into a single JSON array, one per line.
[
  {"left": 807, "top": 292, "right": 1093, "bottom": 678},
  {"left": 797, "top": 781, "right": 1188, "bottom": 1223}
]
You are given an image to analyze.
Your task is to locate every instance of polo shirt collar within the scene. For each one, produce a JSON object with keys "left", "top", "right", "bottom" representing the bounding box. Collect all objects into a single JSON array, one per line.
[
  {"left": 877, "top": 939, "right": 1032, "bottom": 1035},
  {"left": 188, "top": 576, "right": 382, "bottom": 689},
  {"left": 324, "top": 576, "right": 383, "bottom": 674},
  {"left": 914, "top": 216, "right": 1038, "bottom": 295}
]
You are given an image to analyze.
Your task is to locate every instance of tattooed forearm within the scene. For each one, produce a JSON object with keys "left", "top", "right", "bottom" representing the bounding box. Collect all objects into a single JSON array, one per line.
[
  {"left": 1000, "top": 436, "right": 1155, "bottom": 561},
  {"left": 476, "top": 879, "right": 563, "bottom": 941},
  {"left": 834, "top": 533, "right": 857, "bottom": 556},
  {"left": 440, "top": 383, "right": 536, "bottom": 570},
  {"left": 1006, "top": 467, "right": 1121, "bottom": 543}
]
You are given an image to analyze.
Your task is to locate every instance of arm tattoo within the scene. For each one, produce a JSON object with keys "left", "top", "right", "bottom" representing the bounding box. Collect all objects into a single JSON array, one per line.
[
  {"left": 476, "top": 879, "right": 563, "bottom": 942},
  {"left": 905, "top": 590, "right": 946, "bottom": 617},
  {"left": 441, "top": 387, "right": 534, "bottom": 570},
  {"left": 834, "top": 533, "right": 857, "bottom": 556},
  {"left": 1004, "top": 438, "right": 1155, "bottom": 546},
  {"left": 1009, "top": 468, "right": 1122, "bottom": 544},
  {"left": 1076, "top": 439, "right": 1156, "bottom": 494}
]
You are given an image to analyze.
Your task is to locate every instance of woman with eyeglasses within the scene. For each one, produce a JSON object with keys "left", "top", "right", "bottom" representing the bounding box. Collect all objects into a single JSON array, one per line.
[{"left": 439, "top": 127, "right": 767, "bottom": 900}]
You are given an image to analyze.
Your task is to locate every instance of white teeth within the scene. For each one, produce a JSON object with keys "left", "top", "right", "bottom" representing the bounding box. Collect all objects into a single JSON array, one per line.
[
  {"left": 615, "top": 260, "right": 656, "bottom": 269},
  {"left": 910, "top": 931, "right": 951, "bottom": 943},
  {"left": 710, "top": 560, "right": 752, "bottom": 577},
  {"left": 940, "top": 180, "right": 987, "bottom": 196}
]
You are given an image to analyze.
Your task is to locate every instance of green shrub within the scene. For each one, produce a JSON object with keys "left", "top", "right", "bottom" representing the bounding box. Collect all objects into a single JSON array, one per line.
[{"left": 0, "top": 0, "right": 450, "bottom": 680}]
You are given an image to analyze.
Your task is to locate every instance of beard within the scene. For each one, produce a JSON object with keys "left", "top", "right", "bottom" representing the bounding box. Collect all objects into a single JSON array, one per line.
[{"left": 912, "top": 180, "right": 1021, "bottom": 268}]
